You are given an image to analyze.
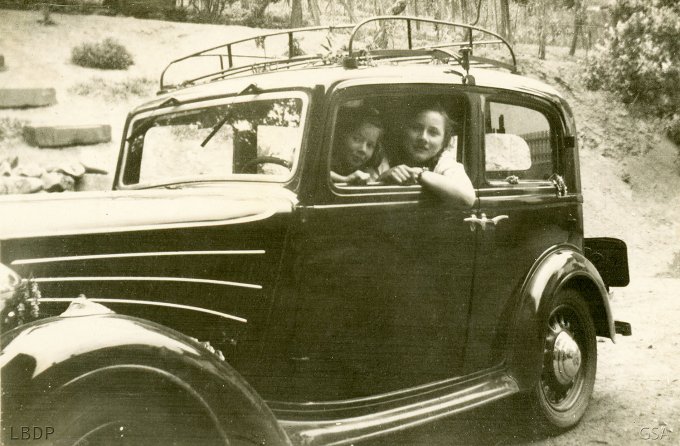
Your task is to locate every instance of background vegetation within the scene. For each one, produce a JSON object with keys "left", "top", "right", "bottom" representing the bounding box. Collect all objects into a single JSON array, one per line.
[
  {"left": 583, "top": 0, "right": 680, "bottom": 145},
  {"left": 71, "top": 37, "right": 134, "bottom": 69}
]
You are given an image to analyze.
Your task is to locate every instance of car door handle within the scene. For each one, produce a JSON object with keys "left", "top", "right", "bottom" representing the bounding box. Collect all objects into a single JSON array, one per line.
[{"left": 464, "top": 213, "right": 509, "bottom": 231}]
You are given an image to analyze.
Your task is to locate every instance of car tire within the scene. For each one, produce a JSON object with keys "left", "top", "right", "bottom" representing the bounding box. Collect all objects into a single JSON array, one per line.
[
  {"left": 33, "top": 385, "right": 225, "bottom": 446},
  {"left": 529, "top": 288, "right": 597, "bottom": 434}
]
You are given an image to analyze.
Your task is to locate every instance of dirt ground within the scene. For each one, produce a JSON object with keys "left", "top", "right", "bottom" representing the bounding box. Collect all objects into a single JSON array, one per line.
[
  {"left": 365, "top": 278, "right": 680, "bottom": 446},
  {"left": 1, "top": 9, "right": 679, "bottom": 446}
]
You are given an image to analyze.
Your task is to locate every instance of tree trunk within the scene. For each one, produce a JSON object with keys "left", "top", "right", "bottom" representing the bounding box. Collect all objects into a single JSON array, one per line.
[
  {"left": 450, "top": 0, "right": 459, "bottom": 21},
  {"left": 339, "top": 0, "right": 357, "bottom": 22},
  {"left": 307, "top": 0, "right": 321, "bottom": 25},
  {"left": 500, "top": 0, "right": 512, "bottom": 43},
  {"left": 460, "top": 0, "right": 470, "bottom": 23},
  {"left": 569, "top": 0, "right": 585, "bottom": 56},
  {"left": 413, "top": 0, "right": 420, "bottom": 29},
  {"left": 537, "top": 0, "right": 547, "bottom": 59},
  {"left": 291, "top": 0, "right": 303, "bottom": 27}
]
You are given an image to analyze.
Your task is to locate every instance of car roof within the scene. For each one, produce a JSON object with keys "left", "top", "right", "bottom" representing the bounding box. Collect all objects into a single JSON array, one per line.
[{"left": 134, "top": 64, "right": 563, "bottom": 114}]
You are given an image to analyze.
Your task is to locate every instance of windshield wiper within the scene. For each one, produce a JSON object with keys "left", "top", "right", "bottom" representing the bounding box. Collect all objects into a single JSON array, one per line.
[{"left": 200, "top": 114, "right": 231, "bottom": 148}]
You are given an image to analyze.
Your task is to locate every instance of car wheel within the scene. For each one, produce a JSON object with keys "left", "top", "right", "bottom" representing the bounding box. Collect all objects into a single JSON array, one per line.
[
  {"left": 530, "top": 288, "right": 597, "bottom": 433},
  {"left": 35, "top": 387, "right": 225, "bottom": 446}
]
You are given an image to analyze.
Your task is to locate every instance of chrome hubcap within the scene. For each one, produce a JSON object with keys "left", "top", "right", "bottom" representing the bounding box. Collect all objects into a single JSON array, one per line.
[{"left": 552, "top": 329, "right": 582, "bottom": 385}]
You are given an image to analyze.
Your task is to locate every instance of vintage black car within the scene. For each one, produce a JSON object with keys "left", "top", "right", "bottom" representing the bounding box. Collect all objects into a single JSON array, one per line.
[{"left": 1, "top": 16, "right": 631, "bottom": 446}]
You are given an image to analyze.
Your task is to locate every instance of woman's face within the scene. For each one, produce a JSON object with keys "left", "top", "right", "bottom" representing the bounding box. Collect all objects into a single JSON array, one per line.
[
  {"left": 342, "top": 122, "right": 381, "bottom": 170},
  {"left": 405, "top": 110, "right": 447, "bottom": 163}
]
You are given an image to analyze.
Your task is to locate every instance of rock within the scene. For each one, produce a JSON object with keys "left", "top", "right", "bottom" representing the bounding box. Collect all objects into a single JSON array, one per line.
[
  {"left": 81, "top": 163, "right": 109, "bottom": 175},
  {"left": 0, "top": 160, "right": 12, "bottom": 176},
  {"left": 0, "top": 55, "right": 5, "bottom": 71},
  {"left": 16, "top": 176, "right": 43, "bottom": 194},
  {"left": 0, "top": 176, "right": 43, "bottom": 194},
  {"left": 23, "top": 124, "right": 111, "bottom": 148},
  {"left": 41, "top": 172, "right": 75, "bottom": 192},
  {"left": 13, "top": 163, "right": 46, "bottom": 178},
  {"left": 75, "top": 174, "right": 112, "bottom": 192},
  {"left": 0, "top": 88, "right": 56, "bottom": 108},
  {"left": 50, "top": 162, "right": 86, "bottom": 179}
]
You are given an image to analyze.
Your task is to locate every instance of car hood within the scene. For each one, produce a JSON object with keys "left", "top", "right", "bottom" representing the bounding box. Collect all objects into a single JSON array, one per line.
[{"left": 0, "top": 184, "right": 298, "bottom": 240}]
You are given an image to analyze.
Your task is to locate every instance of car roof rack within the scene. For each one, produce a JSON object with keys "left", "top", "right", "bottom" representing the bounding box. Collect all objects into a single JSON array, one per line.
[
  {"left": 347, "top": 16, "right": 517, "bottom": 74},
  {"left": 158, "top": 16, "right": 517, "bottom": 94},
  {"left": 158, "top": 24, "right": 355, "bottom": 93}
]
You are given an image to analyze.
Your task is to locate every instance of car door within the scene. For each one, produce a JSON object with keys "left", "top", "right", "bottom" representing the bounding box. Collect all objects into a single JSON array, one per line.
[
  {"left": 285, "top": 85, "right": 479, "bottom": 401},
  {"left": 464, "top": 94, "right": 581, "bottom": 372}
]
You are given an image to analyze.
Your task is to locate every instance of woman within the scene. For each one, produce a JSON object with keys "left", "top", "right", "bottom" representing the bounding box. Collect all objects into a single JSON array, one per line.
[
  {"left": 331, "top": 110, "right": 387, "bottom": 184},
  {"left": 379, "top": 104, "right": 475, "bottom": 207}
]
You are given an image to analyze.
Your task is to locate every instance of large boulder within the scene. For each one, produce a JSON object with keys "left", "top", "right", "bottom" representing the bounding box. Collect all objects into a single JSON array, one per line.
[
  {"left": 0, "top": 88, "right": 57, "bottom": 108},
  {"left": 23, "top": 125, "right": 111, "bottom": 148}
]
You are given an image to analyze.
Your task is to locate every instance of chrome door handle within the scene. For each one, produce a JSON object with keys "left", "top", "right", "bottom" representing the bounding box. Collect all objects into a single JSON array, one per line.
[{"left": 464, "top": 213, "right": 509, "bottom": 231}]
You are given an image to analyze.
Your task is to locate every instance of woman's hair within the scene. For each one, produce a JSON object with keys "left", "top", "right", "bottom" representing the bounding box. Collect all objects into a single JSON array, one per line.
[
  {"left": 422, "top": 102, "right": 456, "bottom": 149},
  {"left": 332, "top": 106, "right": 385, "bottom": 173},
  {"left": 391, "top": 102, "right": 458, "bottom": 168}
]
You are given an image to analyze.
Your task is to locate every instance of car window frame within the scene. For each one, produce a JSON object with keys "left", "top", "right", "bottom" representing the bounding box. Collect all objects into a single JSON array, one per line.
[
  {"left": 320, "top": 84, "right": 473, "bottom": 203},
  {"left": 116, "top": 90, "right": 311, "bottom": 190},
  {"left": 480, "top": 93, "right": 565, "bottom": 193}
]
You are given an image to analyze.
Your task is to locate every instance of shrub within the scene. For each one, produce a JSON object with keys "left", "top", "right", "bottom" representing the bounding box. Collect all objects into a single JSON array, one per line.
[
  {"left": 71, "top": 38, "right": 134, "bottom": 70},
  {"left": 0, "top": 118, "right": 28, "bottom": 142},
  {"left": 584, "top": 0, "right": 680, "bottom": 117},
  {"left": 666, "top": 115, "right": 680, "bottom": 147}
]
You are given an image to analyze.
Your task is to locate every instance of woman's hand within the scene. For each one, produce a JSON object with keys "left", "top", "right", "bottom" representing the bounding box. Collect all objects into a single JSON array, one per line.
[{"left": 378, "top": 165, "right": 422, "bottom": 185}]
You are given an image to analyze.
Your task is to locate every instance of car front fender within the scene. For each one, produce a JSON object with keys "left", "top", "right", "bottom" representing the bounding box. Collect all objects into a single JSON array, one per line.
[
  {"left": 1, "top": 305, "right": 291, "bottom": 446},
  {"left": 505, "top": 246, "right": 614, "bottom": 390}
]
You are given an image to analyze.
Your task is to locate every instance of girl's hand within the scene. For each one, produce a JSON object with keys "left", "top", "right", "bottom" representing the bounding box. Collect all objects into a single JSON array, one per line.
[
  {"left": 379, "top": 165, "right": 421, "bottom": 184},
  {"left": 346, "top": 170, "right": 371, "bottom": 184}
]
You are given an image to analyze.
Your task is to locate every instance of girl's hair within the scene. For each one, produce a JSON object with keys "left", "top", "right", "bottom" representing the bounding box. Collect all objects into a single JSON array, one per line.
[{"left": 332, "top": 106, "right": 385, "bottom": 173}]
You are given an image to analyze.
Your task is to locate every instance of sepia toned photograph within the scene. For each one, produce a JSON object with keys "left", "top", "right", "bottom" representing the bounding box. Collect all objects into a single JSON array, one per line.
[{"left": 1, "top": 0, "right": 678, "bottom": 444}]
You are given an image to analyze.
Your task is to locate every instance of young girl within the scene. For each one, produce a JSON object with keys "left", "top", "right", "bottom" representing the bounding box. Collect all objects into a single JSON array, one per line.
[
  {"left": 331, "top": 111, "right": 387, "bottom": 185},
  {"left": 378, "top": 103, "right": 475, "bottom": 207}
]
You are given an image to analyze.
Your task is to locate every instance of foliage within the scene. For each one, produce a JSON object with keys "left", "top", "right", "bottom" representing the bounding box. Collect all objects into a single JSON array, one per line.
[
  {"left": 69, "top": 77, "right": 155, "bottom": 100},
  {"left": 71, "top": 38, "right": 134, "bottom": 70},
  {"left": 186, "top": 0, "right": 238, "bottom": 19},
  {"left": 0, "top": 118, "right": 28, "bottom": 142},
  {"left": 666, "top": 115, "right": 680, "bottom": 147},
  {"left": 1, "top": 279, "right": 41, "bottom": 333},
  {"left": 583, "top": 0, "right": 680, "bottom": 116}
]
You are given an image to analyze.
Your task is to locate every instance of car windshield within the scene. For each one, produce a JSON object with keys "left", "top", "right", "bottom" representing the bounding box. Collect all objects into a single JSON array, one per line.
[{"left": 121, "top": 92, "right": 307, "bottom": 187}]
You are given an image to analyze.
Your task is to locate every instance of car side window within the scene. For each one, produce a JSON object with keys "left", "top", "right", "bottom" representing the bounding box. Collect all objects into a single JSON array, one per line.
[
  {"left": 328, "top": 93, "right": 468, "bottom": 191},
  {"left": 484, "top": 101, "right": 554, "bottom": 184}
]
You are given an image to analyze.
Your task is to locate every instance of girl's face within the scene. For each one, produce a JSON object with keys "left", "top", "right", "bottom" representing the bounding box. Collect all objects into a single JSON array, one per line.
[
  {"left": 405, "top": 110, "right": 447, "bottom": 163},
  {"left": 342, "top": 122, "right": 381, "bottom": 170}
]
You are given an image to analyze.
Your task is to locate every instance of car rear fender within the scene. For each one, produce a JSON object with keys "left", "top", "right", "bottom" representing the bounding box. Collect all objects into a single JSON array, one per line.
[
  {"left": 1, "top": 308, "right": 291, "bottom": 446},
  {"left": 505, "top": 246, "right": 614, "bottom": 390}
]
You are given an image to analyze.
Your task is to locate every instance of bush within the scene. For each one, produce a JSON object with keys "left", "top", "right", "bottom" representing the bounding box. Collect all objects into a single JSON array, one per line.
[
  {"left": 584, "top": 0, "right": 680, "bottom": 117},
  {"left": 666, "top": 115, "right": 680, "bottom": 147},
  {"left": 71, "top": 38, "right": 134, "bottom": 70}
]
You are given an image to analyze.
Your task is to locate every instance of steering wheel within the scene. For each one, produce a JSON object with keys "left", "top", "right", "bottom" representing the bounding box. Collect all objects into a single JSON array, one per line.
[{"left": 241, "top": 156, "right": 291, "bottom": 172}]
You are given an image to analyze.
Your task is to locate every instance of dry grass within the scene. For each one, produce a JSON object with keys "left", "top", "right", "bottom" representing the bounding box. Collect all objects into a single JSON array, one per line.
[{"left": 69, "top": 77, "right": 155, "bottom": 100}]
